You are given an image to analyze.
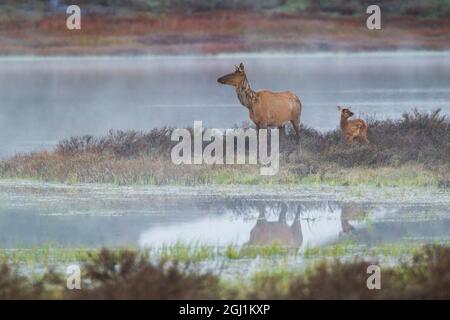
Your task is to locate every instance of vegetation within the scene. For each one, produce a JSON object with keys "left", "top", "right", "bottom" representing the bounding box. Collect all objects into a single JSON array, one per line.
[
  {"left": 1, "top": 245, "right": 450, "bottom": 299},
  {"left": 3, "top": 0, "right": 450, "bottom": 18},
  {"left": 2, "top": 1, "right": 449, "bottom": 54},
  {"left": 0, "top": 241, "right": 443, "bottom": 272},
  {"left": 1, "top": 110, "right": 448, "bottom": 187},
  {"left": 246, "top": 246, "right": 450, "bottom": 299}
]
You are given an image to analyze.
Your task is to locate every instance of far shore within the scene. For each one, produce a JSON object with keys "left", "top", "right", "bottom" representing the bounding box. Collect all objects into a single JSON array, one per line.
[
  {"left": 1, "top": 50, "right": 450, "bottom": 61},
  {"left": 1, "top": 12, "right": 449, "bottom": 55}
]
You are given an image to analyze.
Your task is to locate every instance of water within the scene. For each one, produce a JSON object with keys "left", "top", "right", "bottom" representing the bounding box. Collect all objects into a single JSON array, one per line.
[
  {"left": 0, "top": 180, "right": 449, "bottom": 250},
  {"left": 1, "top": 52, "right": 450, "bottom": 158}
]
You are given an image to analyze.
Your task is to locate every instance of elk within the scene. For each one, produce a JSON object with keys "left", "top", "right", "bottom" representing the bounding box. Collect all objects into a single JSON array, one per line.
[
  {"left": 217, "top": 63, "right": 302, "bottom": 137},
  {"left": 248, "top": 203, "right": 302, "bottom": 247},
  {"left": 339, "top": 203, "right": 369, "bottom": 236},
  {"left": 338, "top": 106, "right": 369, "bottom": 144}
]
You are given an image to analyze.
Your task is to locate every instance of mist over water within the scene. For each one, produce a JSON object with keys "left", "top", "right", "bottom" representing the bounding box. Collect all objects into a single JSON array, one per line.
[
  {"left": 1, "top": 52, "right": 450, "bottom": 157},
  {"left": 0, "top": 181, "right": 449, "bottom": 250}
]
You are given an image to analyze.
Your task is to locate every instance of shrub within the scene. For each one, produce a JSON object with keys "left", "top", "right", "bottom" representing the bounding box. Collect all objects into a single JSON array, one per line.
[
  {"left": 68, "top": 248, "right": 220, "bottom": 299},
  {"left": 1, "top": 110, "right": 448, "bottom": 185}
]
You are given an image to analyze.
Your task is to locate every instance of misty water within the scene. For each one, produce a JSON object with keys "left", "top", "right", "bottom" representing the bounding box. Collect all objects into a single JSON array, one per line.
[
  {"left": 1, "top": 52, "right": 450, "bottom": 271},
  {"left": 1, "top": 181, "right": 449, "bottom": 259},
  {"left": 1, "top": 52, "right": 450, "bottom": 158}
]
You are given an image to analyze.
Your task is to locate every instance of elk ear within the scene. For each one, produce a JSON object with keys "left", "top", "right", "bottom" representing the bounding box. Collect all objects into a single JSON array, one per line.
[
  {"left": 337, "top": 106, "right": 341, "bottom": 111},
  {"left": 239, "top": 62, "right": 244, "bottom": 72}
]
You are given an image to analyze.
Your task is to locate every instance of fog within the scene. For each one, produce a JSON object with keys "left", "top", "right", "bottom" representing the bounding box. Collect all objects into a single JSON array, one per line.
[
  {"left": 1, "top": 51, "right": 450, "bottom": 157},
  {"left": 1, "top": 180, "right": 449, "bottom": 249}
]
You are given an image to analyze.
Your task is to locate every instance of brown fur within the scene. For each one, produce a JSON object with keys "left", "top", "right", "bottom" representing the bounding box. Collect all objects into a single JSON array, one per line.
[
  {"left": 218, "top": 63, "right": 302, "bottom": 136},
  {"left": 338, "top": 106, "right": 369, "bottom": 144},
  {"left": 340, "top": 204, "right": 368, "bottom": 235},
  {"left": 248, "top": 204, "right": 302, "bottom": 247}
]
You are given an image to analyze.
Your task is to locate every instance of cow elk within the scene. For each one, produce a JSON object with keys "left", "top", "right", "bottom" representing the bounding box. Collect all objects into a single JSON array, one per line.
[
  {"left": 248, "top": 203, "right": 302, "bottom": 248},
  {"left": 217, "top": 63, "right": 302, "bottom": 137},
  {"left": 338, "top": 106, "right": 369, "bottom": 144}
]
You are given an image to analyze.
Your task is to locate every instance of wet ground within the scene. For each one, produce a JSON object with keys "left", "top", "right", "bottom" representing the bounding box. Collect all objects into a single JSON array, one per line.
[{"left": 1, "top": 180, "right": 448, "bottom": 253}]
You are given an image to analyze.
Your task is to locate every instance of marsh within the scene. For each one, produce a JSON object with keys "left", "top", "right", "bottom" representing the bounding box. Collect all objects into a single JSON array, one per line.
[{"left": 0, "top": 180, "right": 449, "bottom": 274}]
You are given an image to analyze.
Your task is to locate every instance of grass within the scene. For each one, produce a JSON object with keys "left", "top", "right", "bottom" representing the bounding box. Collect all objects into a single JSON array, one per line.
[
  {"left": 1, "top": 240, "right": 445, "bottom": 269},
  {"left": 0, "top": 110, "right": 449, "bottom": 188},
  {"left": 0, "top": 245, "right": 108, "bottom": 269},
  {"left": 2, "top": 244, "right": 450, "bottom": 299}
]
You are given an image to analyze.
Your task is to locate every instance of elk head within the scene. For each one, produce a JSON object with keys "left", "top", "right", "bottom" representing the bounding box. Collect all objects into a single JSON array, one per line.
[
  {"left": 217, "top": 62, "right": 246, "bottom": 87},
  {"left": 338, "top": 106, "right": 354, "bottom": 120}
]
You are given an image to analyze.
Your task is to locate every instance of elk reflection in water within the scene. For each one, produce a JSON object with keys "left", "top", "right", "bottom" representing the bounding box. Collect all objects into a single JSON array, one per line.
[
  {"left": 340, "top": 203, "right": 369, "bottom": 236},
  {"left": 248, "top": 203, "right": 303, "bottom": 248},
  {"left": 246, "top": 201, "right": 370, "bottom": 248}
]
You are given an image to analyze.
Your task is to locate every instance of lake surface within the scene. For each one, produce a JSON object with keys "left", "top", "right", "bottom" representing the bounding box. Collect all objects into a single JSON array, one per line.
[
  {"left": 1, "top": 180, "right": 449, "bottom": 250},
  {"left": 1, "top": 52, "right": 450, "bottom": 158}
]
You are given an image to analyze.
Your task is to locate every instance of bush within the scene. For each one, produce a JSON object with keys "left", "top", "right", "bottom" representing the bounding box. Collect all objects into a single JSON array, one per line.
[
  {"left": 249, "top": 245, "right": 450, "bottom": 299},
  {"left": 0, "top": 263, "right": 45, "bottom": 299},
  {"left": 67, "top": 249, "right": 220, "bottom": 299},
  {"left": 2, "top": 246, "right": 450, "bottom": 299},
  {"left": 1, "top": 110, "right": 448, "bottom": 185}
]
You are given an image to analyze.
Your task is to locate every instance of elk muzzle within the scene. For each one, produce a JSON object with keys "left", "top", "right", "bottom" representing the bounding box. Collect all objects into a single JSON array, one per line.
[{"left": 217, "top": 75, "right": 227, "bottom": 84}]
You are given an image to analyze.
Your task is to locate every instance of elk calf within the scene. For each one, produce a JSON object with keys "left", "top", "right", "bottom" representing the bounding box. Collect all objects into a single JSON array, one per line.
[{"left": 338, "top": 106, "right": 369, "bottom": 144}]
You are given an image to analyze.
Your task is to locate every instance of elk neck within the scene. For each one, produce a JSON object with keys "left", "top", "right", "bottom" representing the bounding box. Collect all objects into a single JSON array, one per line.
[
  {"left": 235, "top": 75, "right": 257, "bottom": 110},
  {"left": 340, "top": 116, "right": 349, "bottom": 129}
]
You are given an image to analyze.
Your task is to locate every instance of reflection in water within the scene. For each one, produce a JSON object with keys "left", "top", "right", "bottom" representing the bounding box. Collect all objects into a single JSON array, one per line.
[
  {"left": 340, "top": 203, "right": 369, "bottom": 236},
  {"left": 0, "top": 182, "right": 449, "bottom": 251},
  {"left": 248, "top": 204, "right": 302, "bottom": 247}
]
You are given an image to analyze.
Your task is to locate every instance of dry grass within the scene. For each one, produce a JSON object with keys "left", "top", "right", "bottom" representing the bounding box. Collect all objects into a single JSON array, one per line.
[{"left": 0, "top": 110, "right": 448, "bottom": 187}]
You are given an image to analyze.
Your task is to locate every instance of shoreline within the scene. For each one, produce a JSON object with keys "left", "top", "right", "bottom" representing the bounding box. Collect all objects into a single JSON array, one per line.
[
  {"left": 1, "top": 50, "right": 450, "bottom": 61},
  {"left": 0, "top": 165, "right": 448, "bottom": 195}
]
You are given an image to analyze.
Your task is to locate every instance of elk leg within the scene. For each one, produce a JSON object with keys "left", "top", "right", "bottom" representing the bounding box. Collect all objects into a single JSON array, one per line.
[
  {"left": 361, "top": 134, "right": 369, "bottom": 144},
  {"left": 291, "top": 120, "right": 301, "bottom": 149},
  {"left": 257, "top": 204, "right": 266, "bottom": 222},
  {"left": 292, "top": 206, "right": 301, "bottom": 224},
  {"left": 278, "top": 126, "right": 285, "bottom": 139},
  {"left": 255, "top": 124, "right": 260, "bottom": 143},
  {"left": 291, "top": 208, "right": 303, "bottom": 245},
  {"left": 278, "top": 211, "right": 286, "bottom": 224},
  {"left": 278, "top": 203, "right": 288, "bottom": 224},
  {"left": 291, "top": 120, "right": 300, "bottom": 138},
  {"left": 341, "top": 218, "right": 355, "bottom": 234}
]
